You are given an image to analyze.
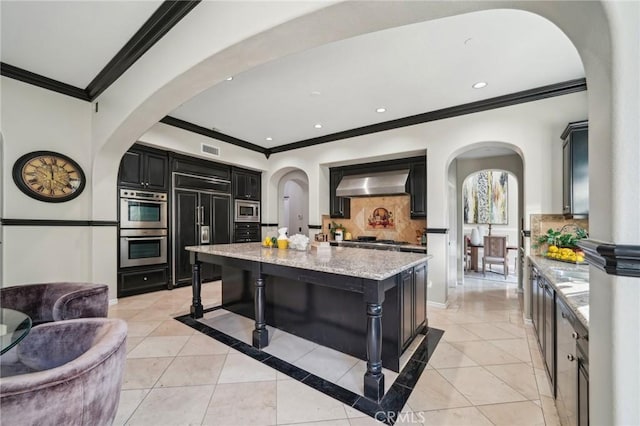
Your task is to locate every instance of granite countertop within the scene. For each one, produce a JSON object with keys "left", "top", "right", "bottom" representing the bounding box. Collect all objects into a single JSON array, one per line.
[
  {"left": 186, "top": 242, "right": 432, "bottom": 281},
  {"left": 331, "top": 240, "right": 427, "bottom": 253},
  {"left": 529, "top": 255, "right": 589, "bottom": 328}
]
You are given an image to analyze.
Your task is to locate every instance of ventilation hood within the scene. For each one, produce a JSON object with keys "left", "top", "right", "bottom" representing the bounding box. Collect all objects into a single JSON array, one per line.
[{"left": 335, "top": 169, "right": 410, "bottom": 197}]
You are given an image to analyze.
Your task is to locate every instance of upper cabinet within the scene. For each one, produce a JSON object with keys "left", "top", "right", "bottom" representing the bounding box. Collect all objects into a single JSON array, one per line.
[
  {"left": 561, "top": 121, "right": 588, "bottom": 217},
  {"left": 407, "top": 160, "right": 426, "bottom": 218},
  {"left": 118, "top": 146, "right": 168, "bottom": 191},
  {"left": 330, "top": 169, "right": 351, "bottom": 218},
  {"left": 232, "top": 168, "right": 261, "bottom": 200}
]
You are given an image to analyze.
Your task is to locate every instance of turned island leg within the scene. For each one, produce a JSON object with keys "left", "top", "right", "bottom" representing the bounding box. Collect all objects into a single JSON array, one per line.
[
  {"left": 364, "top": 302, "right": 384, "bottom": 401},
  {"left": 253, "top": 275, "right": 269, "bottom": 348},
  {"left": 190, "top": 260, "right": 204, "bottom": 318}
]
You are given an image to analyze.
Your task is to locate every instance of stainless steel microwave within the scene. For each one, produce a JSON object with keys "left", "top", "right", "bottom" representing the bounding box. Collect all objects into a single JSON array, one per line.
[{"left": 235, "top": 199, "right": 260, "bottom": 222}]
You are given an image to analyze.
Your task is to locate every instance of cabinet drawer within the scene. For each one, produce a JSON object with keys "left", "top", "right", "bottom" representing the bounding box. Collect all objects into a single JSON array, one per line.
[
  {"left": 119, "top": 267, "right": 168, "bottom": 297},
  {"left": 234, "top": 223, "right": 260, "bottom": 230},
  {"left": 234, "top": 223, "right": 260, "bottom": 241},
  {"left": 234, "top": 232, "right": 260, "bottom": 241}
]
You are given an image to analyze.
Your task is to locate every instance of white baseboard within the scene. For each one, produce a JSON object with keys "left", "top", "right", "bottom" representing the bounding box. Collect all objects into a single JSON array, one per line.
[
  {"left": 428, "top": 300, "right": 449, "bottom": 309},
  {"left": 109, "top": 298, "right": 118, "bottom": 306}
]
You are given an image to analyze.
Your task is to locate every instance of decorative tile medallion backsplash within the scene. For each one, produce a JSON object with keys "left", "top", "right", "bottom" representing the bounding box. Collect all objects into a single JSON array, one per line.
[
  {"left": 367, "top": 207, "right": 395, "bottom": 229},
  {"left": 322, "top": 195, "right": 426, "bottom": 244}
]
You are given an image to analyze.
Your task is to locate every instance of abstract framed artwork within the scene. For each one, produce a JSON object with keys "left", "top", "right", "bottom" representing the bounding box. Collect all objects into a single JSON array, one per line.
[{"left": 463, "top": 170, "right": 508, "bottom": 225}]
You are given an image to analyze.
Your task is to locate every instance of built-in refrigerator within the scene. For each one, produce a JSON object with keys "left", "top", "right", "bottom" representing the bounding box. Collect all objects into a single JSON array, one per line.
[{"left": 172, "top": 173, "right": 231, "bottom": 288}]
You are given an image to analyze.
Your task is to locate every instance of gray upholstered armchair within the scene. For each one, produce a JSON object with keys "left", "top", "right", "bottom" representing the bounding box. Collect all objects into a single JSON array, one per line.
[
  {"left": 0, "top": 283, "right": 108, "bottom": 325},
  {"left": 0, "top": 318, "right": 127, "bottom": 425}
]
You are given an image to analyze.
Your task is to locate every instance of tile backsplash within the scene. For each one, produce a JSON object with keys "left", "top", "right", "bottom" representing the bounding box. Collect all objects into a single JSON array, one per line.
[
  {"left": 530, "top": 214, "right": 589, "bottom": 255},
  {"left": 322, "top": 195, "right": 427, "bottom": 244}
]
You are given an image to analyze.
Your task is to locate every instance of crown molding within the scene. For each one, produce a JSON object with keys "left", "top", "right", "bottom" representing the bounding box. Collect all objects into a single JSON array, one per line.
[
  {"left": 0, "top": 63, "right": 90, "bottom": 101},
  {"left": 160, "top": 116, "right": 268, "bottom": 156},
  {"left": 269, "top": 78, "right": 587, "bottom": 154},
  {"left": 86, "top": 1, "right": 200, "bottom": 100},
  {"left": 2, "top": 1, "right": 200, "bottom": 102}
]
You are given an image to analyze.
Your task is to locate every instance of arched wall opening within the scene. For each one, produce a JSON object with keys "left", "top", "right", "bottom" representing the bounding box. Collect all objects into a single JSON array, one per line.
[
  {"left": 446, "top": 143, "right": 524, "bottom": 293},
  {"left": 277, "top": 169, "right": 309, "bottom": 238},
  {"left": 460, "top": 169, "right": 519, "bottom": 277},
  {"left": 9, "top": 2, "right": 631, "bottom": 423}
]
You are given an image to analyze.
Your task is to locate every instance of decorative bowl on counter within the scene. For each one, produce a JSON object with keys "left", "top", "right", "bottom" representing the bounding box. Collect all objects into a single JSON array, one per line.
[{"left": 545, "top": 245, "right": 586, "bottom": 264}]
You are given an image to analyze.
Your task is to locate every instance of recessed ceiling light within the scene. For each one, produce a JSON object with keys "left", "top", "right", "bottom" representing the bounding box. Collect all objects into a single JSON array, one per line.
[
  {"left": 472, "top": 81, "right": 487, "bottom": 89},
  {"left": 265, "top": 137, "right": 273, "bottom": 141},
  {"left": 311, "top": 91, "right": 321, "bottom": 96},
  {"left": 226, "top": 76, "right": 233, "bottom": 81},
  {"left": 376, "top": 107, "right": 387, "bottom": 113},
  {"left": 314, "top": 124, "right": 323, "bottom": 129}
]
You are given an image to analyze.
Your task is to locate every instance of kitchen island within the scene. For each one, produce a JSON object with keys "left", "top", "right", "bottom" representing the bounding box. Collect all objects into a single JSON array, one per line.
[{"left": 186, "top": 243, "right": 431, "bottom": 401}]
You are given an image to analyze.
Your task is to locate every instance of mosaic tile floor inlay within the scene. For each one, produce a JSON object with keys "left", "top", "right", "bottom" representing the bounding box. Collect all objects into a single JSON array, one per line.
[{"left": 175, "top": 307, "right": 443, "bottom": 425}]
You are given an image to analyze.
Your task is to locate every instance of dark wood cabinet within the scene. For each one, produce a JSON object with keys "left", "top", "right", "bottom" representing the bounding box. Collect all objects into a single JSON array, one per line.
[
  {"left": 530, "top": 262, "right": 589, "bottom": 426},
  {"left": 172, "top": 155, "right": 231, "bottom": 182},
  {"left": 329, "top": 169, "right": 351, "bottom": 218},
  {"left": 561, "top": 121, "right": 588, "bottom": 217},
  {"left": 544, "top": 284, "right": 556, "bottom": 394},
  {"left": 414, "top": 263, "right": 427, "bottom": 331},
  {"left": 556, "top": 298, "right": 591, "bottom": 426},
  {"left": 530, "top": 264, "right": 556, "bottom": 396},
  {"left": 578, "top": 354, "right": 589, "bottom": 426},
  {"left": 233, "top": 223, "right": 260, "bottom": 243},
  {"left": 532, "top": 266, "right": 545, "bottom": 345},
  {"left": 119, "top": 266, "right": 168, "bottom": 297},
  {"left": 400, "top": 269, "right": 414, "bottom": 349},
  {"left": 233, "top": 169, "right": 261, "bottom": 200},
  {"left": 173, "top": 190, "right": 230, "bottom": 287},
  {"left": 400, "top": 263, "right": 428, "bottom": 350},
  {"left": 408, "top": 161, "right": 427, "bottom": 218},
  {"left": 118, "top": 146, "right": 168, "bottom": 191}
]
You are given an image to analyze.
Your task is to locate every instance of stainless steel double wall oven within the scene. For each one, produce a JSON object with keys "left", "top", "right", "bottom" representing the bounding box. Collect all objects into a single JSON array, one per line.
[{"left": 119, "top": 189, "right": 168, "bottom": 268}]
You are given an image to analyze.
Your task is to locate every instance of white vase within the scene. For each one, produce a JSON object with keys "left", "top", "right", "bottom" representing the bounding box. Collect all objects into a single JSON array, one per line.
[{"left": 470, "top": 228, "right": 481, "bottom": 245}]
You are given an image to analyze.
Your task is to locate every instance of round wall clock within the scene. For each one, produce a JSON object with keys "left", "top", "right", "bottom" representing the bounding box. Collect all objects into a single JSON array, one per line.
[{"left": 12, "top": 151, "right": 86, "bottom": 202}]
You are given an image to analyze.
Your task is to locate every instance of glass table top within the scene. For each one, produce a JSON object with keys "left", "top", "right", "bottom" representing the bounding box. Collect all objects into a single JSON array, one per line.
[{"left": 0, "top": 308, "right": 32, "bottom": 355}]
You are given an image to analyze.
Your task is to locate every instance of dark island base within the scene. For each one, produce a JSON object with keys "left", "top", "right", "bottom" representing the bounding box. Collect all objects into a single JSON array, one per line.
[{"left": 222, "top": 266, "right": 423, "bottom": 372}]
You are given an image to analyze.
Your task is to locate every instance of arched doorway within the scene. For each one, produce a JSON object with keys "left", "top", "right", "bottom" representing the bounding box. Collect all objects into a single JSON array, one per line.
[
  {"left": 277, "top": 170, "right": 309, "bottom": 237},
  {"left": 461, "top": 169, "right": 519, "bottom": 281},
  {"left": 446, "top": 144, "right": 524, "bottom": 290},
  {"left": 81, "top": 3, "right": 635, "bottom": 422}
]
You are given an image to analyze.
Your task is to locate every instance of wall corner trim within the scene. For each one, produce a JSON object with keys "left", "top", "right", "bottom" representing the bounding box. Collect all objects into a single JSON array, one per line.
[
  {"left": 426, "top": 228, "right": 449, "bottom": 234},
  {"left": 578, "top": 239, "right": 640, "bottom": 277}
]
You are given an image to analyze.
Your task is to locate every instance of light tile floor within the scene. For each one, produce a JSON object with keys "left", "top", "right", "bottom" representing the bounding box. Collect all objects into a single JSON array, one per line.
[{"left": 111, "top": 277, "right": 561, "bottom": 425}]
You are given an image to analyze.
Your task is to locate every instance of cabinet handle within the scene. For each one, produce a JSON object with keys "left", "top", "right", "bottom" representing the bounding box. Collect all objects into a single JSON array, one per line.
[
  {"left": 561, "top": 312, "right": 567, "bottom": 319},
  {"left": 567, "top": 354, "right": 575, "bottom": 362},
  {"left": 571, "top": 331, "right": 579, "bottom": 340},
  {"left": 143, "top": 276, "right": 148, "bottom": 281},
  {"left": 140, "top": 182, "right": 144, "bottom": 186}
]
